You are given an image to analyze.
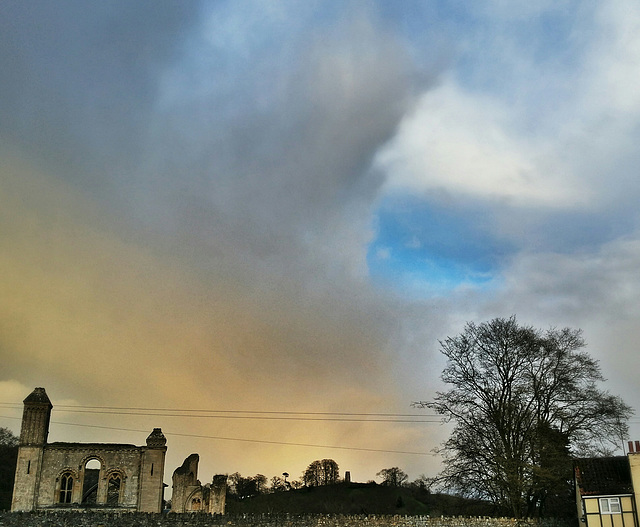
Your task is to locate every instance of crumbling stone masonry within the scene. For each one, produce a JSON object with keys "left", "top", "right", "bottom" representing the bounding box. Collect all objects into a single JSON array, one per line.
[
  {"left": 11, "top": 387, "right": 167, "bottom": 512},
  {"left": 171, "top": 453, "right": 226, "bottom": 514}
]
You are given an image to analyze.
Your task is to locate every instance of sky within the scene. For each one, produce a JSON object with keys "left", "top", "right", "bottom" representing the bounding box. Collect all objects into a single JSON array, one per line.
[{"left": 2, "top": 0, "right": 640, "bottom": 490}]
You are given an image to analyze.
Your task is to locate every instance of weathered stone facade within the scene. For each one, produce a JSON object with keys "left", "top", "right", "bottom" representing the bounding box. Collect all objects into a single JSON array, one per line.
[
  {"left": 171, "top": 453, "right": 226, "bottom": 514},
  {"left": 11, "top": 387, "right": 167, "bottom": 513}
]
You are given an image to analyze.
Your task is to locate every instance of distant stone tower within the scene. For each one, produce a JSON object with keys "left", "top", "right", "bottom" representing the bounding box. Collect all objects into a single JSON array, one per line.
[{"left": 11, "top": 387, "right": 53, "bottom": 511}]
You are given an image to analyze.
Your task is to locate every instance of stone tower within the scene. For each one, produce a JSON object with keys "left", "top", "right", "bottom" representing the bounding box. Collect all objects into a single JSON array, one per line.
[
  {"left": 138, "top": 428, "right": 168, "bottom": 512},
  {"left": 11, "top": 387, "right": 53, "bottom": 511}
]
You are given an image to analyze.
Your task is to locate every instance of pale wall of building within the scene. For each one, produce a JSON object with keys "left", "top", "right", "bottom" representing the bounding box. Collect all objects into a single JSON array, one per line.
[{"left": 629, "top": 451, "right": 640, "bottom": 523}]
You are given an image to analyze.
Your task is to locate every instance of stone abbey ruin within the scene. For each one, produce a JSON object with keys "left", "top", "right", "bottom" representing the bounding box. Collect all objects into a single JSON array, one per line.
[{"left": 10, "top": 387, "right": 226, "bottom": 514}]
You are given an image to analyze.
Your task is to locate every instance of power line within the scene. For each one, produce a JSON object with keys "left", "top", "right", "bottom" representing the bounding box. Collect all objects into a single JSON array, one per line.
[
  {"left": 0, "top": 403, "right": 441, "bottom": 423},
  {"left": 0, "top": 402, "right": 439, "bottom": 416},
  {"left": 31, "top": 410, "right": 441, "bottom": 423},
  {"left": 0, "top": 415, "right": 437, "bottom": 456}
]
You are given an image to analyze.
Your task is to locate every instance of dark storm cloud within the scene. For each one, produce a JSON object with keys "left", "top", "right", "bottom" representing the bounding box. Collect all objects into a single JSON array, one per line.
[
  {"left": 0, "top": 0, "right": 201, "bottom": 193},
  {"left": 133, "top": 9, "right": 424, "bottom": 385},
  {"left": 0, "top": 0, "right": 422, "bottom": 278},
  {"left": 128, "top": 8, "right": 425, "bottom": 295},
  {"left": 0, "top": 1, "right": 447, "bottom": 482}
]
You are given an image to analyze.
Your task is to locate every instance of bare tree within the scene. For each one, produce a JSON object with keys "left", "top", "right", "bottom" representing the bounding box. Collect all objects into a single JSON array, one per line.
[
  {"left": 302, "top": 459, "right": 339, "bottom": 487},
  {"left": 414, "top": 317, "right": 631, "bottom": 518},
  {"left": 376, "top": 467, "right": 408, "bottom": 487}
]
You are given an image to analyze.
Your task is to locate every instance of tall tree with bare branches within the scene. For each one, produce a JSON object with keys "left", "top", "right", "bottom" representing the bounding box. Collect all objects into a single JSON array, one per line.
[{"left": 415, "top": 317, "right": 631, "bottom": 518}]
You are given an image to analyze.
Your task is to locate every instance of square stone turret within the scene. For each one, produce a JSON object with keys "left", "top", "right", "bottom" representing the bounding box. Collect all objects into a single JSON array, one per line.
[
  {"left": 12, "top": 387, "right": 53, "bottom": 511},
  {"left": 19, "top": 387, "right": 52, "bottom": 446}
]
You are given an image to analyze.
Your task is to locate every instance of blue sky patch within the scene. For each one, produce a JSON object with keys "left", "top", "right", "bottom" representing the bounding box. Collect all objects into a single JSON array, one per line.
[{"left": 367, "top": 195, "right": 514, "bottom": 295}]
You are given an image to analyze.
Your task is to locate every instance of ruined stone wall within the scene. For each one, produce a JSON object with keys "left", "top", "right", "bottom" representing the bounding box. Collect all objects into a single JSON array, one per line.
[
  {"left": 12, "top": 388, "right": 168, "bottom": 513},
  {"left": 171, "top": 454, "right": 227, "bottom": 514},
  {"left": 172, "top": 453, "right": 199, "bottom": 513},
  {"left": 36, "top": 443, "right": 144, "bottom": 509},
  {"left": 0, "top": 512, "right": 570, "bottom": 527}
]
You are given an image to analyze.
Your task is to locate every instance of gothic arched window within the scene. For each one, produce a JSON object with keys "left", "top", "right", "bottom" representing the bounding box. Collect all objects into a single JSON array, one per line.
[
  {"left": 107, "top": 473, "right": 122, "bottom": 506},
  {"left": 59, "top": 473, "right": 73, "bottom": 504}
]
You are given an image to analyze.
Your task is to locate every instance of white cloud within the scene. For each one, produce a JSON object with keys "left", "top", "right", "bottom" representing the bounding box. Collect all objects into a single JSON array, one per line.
[
  {"left": 377, "top": 79, "right": 590, "bottom": 207},
  {"left": 584, "top": 0, "right": 640, "bottom": 118},
  {"left": 376, "top": 0, "right": 640, "bottom": 217}
]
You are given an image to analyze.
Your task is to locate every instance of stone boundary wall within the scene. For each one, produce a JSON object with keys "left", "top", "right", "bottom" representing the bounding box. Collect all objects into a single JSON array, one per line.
[{"left": 0, "top": 512, "right": 570, "bottom": 527}]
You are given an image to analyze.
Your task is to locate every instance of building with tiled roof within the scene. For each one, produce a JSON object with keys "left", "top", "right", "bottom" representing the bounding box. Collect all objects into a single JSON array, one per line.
[{"left": 574, "top": 444, "right": 640, "bottom": 527}]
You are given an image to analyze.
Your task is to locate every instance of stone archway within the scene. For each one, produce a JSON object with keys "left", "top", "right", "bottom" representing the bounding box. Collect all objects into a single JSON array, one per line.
[
  {"left": 186, "top": 489, "right": 204, "bottom": 512},
  {"left": 81, "top": 458, "right": 101, "bottom": 505}
]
